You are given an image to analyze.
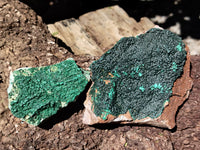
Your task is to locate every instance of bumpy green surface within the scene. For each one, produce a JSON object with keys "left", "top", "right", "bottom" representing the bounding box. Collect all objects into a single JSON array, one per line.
[
  {"left": 8, "top": 58, "right": 89, "bottom": 126},
  {"left": 90, "top": 28, "right": 186, "bottom": 120}
]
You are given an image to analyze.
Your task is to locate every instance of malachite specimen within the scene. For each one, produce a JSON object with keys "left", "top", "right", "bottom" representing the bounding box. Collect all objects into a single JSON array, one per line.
[
  {"left": 8, "top": 58, "right": 89, "bottom": 126},
  {"left": 89, "top": 28, "right": 187, "bottom": 120}
]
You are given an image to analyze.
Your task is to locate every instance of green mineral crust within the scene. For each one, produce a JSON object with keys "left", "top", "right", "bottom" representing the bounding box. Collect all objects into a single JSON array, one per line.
[
  {"left": 8, "top": 58, "right": 89, "bottom": 126},
  {"left": 90, "top": 28, "right": 187, "bottom": 120}
]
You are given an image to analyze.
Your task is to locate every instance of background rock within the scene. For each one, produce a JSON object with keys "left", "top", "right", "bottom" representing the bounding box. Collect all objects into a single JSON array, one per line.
[{"left": 0, "top": 0, "right": 199, "bottom": 149}]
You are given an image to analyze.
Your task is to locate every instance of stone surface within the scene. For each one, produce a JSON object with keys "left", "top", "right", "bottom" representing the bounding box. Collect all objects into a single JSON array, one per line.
[
  {"left": 1, "top": 1, "right": 199, "bottom": 149},
  {"left": 8, "top": 58, "right": 89, "bottom": 125},
  {"left": 83, "top": 28, "right": 193, "bottom": 129}
]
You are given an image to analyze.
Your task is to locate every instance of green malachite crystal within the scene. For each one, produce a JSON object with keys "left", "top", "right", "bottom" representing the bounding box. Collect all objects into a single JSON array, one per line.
[
  {"left": 89, "top": 28, "right": 186, "bottom": 120},
  {"left": 8, "top": 58, "right": 89, "bottom": 126}
]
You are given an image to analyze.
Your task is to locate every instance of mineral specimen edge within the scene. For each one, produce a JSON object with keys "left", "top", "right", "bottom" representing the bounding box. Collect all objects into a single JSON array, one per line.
[
  {"left": 83, "top": 28, "right": 193, "bottom": 129},
  {"left": 8, "top": 58, "right": 89, "bottom": 126}
]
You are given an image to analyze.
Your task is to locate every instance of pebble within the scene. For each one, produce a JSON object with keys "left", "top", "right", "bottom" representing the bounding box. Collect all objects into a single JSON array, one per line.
[{"left": 183, "top": 139, "right": 190, "bottom": 145}]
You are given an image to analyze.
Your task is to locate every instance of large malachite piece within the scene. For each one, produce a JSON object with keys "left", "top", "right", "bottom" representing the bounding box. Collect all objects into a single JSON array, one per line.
[{"left": 89, "top": 28, "right": 186, "bottom": 121}]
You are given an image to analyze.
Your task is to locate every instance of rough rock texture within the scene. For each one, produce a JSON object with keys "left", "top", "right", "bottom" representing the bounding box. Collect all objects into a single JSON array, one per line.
[
  {"left": 0, "top": 0, "right": 96, "bottom": 116},
  {"left": 170, "top": 56, "right": 200, "bottom": 149},
  {"left": 8, "top": 58, "right": 89, "bottom": 126},
  {"left": 83, "top": 28, "right": 193, "bottom": 129},
  {"left": 0, "top": 0, "right": 199, "bottom": 149}
]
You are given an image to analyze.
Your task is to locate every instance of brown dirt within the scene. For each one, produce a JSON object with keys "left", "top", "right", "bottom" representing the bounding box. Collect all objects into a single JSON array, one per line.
[{"left": 0, "top": 0, "right": 200, "bottom": 149}]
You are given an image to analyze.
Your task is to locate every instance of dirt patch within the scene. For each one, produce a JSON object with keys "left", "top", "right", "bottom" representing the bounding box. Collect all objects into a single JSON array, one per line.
[{"left": 0, "top": 0, "right": 200, "bottom": 149}]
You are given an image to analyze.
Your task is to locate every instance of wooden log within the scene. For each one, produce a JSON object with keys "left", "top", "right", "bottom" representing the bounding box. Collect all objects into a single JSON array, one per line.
[{"left": 47, "top": 5, "right": 155, "bottom": 56}]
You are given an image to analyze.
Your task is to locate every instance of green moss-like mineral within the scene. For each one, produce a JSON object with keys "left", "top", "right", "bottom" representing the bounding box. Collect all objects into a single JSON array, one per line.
[
  {"left": 90, "top": 28, "right": 186, "bottom": 120},
  {"left": 8, "top": 58, "right": 89, "bottom": 126}
]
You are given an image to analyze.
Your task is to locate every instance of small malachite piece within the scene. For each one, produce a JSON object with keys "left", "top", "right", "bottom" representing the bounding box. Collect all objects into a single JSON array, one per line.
[
  {"left": 8, "top": 58, "right": 89, "bottom": 126},
  {"left": 89, "top": 28, "right": 186, "bottom": 120},
  {"left": 139, "top": 86, "right": 145, "bottom": 92}
]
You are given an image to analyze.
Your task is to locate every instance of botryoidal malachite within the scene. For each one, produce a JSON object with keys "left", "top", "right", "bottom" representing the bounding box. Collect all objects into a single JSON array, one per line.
[
  {"left": 8, "top": 58, "right": 89, "bottom": 126},
  {"left": 89, "top": 28, "right": 187, "bottom": 120}
]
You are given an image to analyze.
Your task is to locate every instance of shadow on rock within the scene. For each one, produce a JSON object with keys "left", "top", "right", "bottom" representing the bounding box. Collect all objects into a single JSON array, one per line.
[{"left": 92, "top": 121, "right": 176, "bottom": 131}]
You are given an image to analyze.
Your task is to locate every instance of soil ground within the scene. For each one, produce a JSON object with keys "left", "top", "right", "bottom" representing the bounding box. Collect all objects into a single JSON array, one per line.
[{"left": 0, "top": 0, "right": 200, "bottom": 149}]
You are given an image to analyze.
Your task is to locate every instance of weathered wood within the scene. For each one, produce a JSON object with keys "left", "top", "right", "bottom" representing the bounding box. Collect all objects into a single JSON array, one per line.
[
  {"left": 138, "top": 17, "right": 155, "bottom": 32},
  {"left": 47, "top": 19, "right": 103, "bottom": 56},
  {"left": 47, "top": 5, "right": 155, "bottom": 56}
]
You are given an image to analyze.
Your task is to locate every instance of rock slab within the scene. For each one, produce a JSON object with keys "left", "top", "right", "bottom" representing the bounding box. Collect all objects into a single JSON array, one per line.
[
  {"left": 83, "top": 28, "right": 193, "bottom": 129},
  {"left": 8, "top": 58, "right": 89, "bottom": 126}
]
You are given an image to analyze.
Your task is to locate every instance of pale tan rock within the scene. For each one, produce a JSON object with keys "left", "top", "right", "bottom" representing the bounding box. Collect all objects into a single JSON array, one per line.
[{"left": 47, "top": 5, "right": 155, "bottom": 56}]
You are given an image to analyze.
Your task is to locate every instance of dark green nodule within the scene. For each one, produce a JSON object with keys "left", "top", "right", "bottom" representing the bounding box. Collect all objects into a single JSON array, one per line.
[
  {"left": 90, "top": 28, "right": 186, "bottom": 120},
  {"left": 8, "top": 58, "right": 89, "bottom": 125}
]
